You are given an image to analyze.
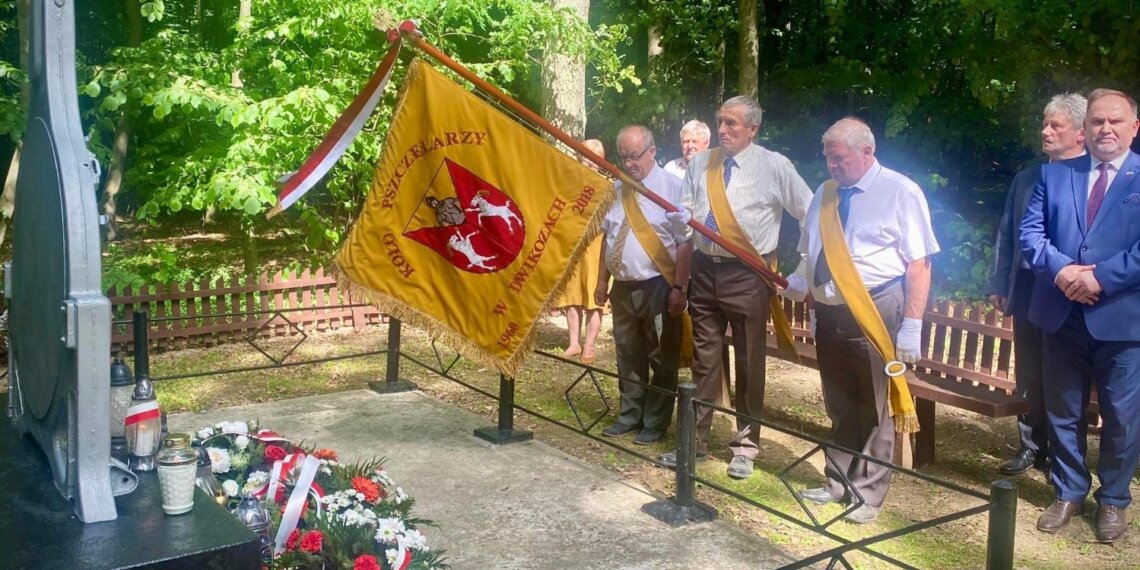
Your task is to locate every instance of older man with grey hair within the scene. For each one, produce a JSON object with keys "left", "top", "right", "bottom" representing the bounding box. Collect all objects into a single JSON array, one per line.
[
  {"left": 664, "top": 120, "right": 712, "bottom": 179},
  {"left": 985, "top": 93, "right": 1087, "bottom": 476},
  {"left": 658, "top": 95, "right": 812, "bottom": 481},
  {"left": 787, "top": 117, "right": 939, "bottom": 523}
]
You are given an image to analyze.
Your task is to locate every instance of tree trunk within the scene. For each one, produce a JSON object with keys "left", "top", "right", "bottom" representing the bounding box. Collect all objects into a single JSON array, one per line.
[
  {"left": 2, "top": 0, "right": 32, "bottom": 245},
  {"left": 230, "top": 0, "right": 253, "bottom": 89},
  {"left": 0, "top": 143, "right": 19, "bottom": 246},
  {"left": 241, "top": 218, "right": 259, "bottom": 275},
  {"left": 539, "top": 0, "right": 589, "bottom": 139},
  {"left": 738, "top": 0, "right": 760, "bottom": 99},
  {"left": 100, "top": 0, "right": 143, "bottom": 241}
]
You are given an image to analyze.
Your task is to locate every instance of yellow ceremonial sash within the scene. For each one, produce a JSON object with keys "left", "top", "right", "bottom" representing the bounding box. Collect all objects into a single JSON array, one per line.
[
  {"left": 705, "top": 147, "right": 798, "bottom": 359},
  {"left": 819, "top": 180, "right": 919, "bottom": 434},
  {"left": 621, "top": 186, "right": 694, "bottom": 368}
]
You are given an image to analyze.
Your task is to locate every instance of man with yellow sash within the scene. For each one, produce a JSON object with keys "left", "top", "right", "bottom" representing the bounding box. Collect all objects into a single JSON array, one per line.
[
  {"left": 786, "top": 118, "right": 939, "bottom": 524},
  {"left": 659, "top": 96, "right": 813, "bottom": 480},
  {"left": 594, "top": 125, "right": 691, "bottom": 445}
]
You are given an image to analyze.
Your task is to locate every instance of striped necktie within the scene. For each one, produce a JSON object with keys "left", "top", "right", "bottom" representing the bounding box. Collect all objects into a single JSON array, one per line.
[{"left": 703, "top": 157, "right": 736, "bottom": 245}]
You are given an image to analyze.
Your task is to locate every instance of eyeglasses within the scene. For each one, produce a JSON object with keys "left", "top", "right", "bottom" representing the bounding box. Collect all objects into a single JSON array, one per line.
[{"left": 619, "top": 145, "right": 655, "bottom": 163}]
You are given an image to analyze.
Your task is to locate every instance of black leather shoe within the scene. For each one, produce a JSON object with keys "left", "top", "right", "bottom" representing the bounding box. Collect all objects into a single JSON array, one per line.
[
  {"left": 1036, "top": 500, "right": 1081, "bottom": 533},
  {"left": 998, "top": 448, "right": 1037, "bottom": 476},
  {"left": 799, "top": 487, "right": 841, "bottom": 505},
  {"left": 1096, "top": 504, "right": 1128, "bottom": 543},
  {"left": 658, "top": 449, "right": 707, "bottom": 468},
  {"left": 633, "top": 428, "right": 665, "bottom": 445},
  {"left": 601, "top": 422, "right": 640, "bottom": 437}
]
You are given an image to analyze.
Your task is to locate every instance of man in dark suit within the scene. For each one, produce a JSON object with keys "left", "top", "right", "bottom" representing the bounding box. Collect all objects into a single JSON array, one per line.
[
  {"left": 986, "top": 94, "right": 1087, "bottom": 475},
  {"left": 1020, "top": 88, "right": 1140, "bottom": 543}
]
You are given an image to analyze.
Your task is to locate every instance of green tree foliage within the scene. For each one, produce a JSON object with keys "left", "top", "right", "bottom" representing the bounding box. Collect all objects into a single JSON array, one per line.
[
  {"left": 0, "top": 0, "right": 23, "bottom": 142},
  {"left": 593, "top": 0, "right": 1140, "bottom": 299},
  {"left": 78, "top": 0, "right": 634, "bottom": 270}
]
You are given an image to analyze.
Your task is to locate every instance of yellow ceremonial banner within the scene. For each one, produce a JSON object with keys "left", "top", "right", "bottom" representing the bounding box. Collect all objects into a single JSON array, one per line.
[{"left": 336, "top": 59, "right": 615, "bottom": 375}]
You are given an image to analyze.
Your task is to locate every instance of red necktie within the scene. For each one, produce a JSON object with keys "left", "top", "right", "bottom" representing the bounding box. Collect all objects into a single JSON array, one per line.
[{"left": 1087, "top": 162, "right": 1110, "bottom": 227}]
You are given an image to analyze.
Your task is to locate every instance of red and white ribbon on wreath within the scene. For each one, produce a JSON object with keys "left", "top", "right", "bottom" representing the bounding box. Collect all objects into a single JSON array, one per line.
[
  {"left": 273, "top": 455, "right": 321, "bottom": 556},
  {"left": 124, "top": 401, "right": 160, "bottom": 426},
  {"left": 270, "top": 44, "right": 402, "bottom": 214},
  {"left": 393, "top": 543, "right": 411, "bottom": 570}
]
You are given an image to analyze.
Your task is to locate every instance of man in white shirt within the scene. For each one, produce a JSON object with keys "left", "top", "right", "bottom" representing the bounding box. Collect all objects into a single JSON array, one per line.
[
  {"left": 659, "top": 95, "right": 813, "bottom": 480},
  {"left": 664, "top": 120, "right": 711, "bottom": 180},
  {"left": 594, "top": 125, "right": 692, "bottom": 445},
  {"left": 787, "top": 118, "right": 939, "bottom": 524}
]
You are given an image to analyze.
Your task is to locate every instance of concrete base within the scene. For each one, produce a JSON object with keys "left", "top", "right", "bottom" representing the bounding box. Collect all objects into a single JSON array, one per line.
[
  {"left": 168, "top": 390, "right": 794, "bottom": 569},
  {"left": 1, "top": 395, "right": 259, "bottom": 570},
  {"left": 368, "top": 379, "right": 418, "bottom": 393},
  {"left": 473, "top": 426, "right": 534, "bottom": 444},
  {"left": 642, "top": 497, "right": 718, "bottom": 527}
]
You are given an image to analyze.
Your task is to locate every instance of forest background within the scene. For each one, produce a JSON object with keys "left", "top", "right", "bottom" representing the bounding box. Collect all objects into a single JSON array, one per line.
[{"left": 1, "top": 0, "right": 1138, "bottom": 300}]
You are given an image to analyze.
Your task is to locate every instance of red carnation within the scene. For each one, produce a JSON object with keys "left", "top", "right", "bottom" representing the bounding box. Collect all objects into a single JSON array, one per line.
[
  {"left": 353, "top": 555, "right": 381, "bottom": 570},
  {"left": 312, "top": 448, "right": 338, "bottom": 461},
  {"left": 352, "top": 476, "right": 382, "bottom": 503},
  {"left": 264, "top": 444, "right": 287, "bottom": 463},
  {"left": 299, "top": 530, "right": 323, "bottom": 553},
  {"left": 257, "top": 429, "right": 282, "bottom": 438},
  {"left": 285, "top": 529, "right": 301, "bottom": 551}
]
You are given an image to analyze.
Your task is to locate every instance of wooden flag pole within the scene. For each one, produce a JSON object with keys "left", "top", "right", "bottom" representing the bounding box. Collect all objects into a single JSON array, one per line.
[{"left": 394, "top": 20, "right": 788, "bottom": 290}]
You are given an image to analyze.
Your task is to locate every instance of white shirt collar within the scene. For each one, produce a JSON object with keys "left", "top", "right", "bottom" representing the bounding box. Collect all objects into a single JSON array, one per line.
[
  {"left": 1092, "top": 152, "right": 1128, "bottom": 173},
  {"left": 846, "top": 160, "right": 882, "bottom": 191}
]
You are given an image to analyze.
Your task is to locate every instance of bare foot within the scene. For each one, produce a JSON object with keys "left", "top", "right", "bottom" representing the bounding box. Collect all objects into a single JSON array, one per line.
[{"left": 561, "top": 346, "right": 583, "bottom": 358}]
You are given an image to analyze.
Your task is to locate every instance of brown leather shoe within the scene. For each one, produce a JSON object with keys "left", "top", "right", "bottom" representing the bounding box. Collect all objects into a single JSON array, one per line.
[
  {"left": 1096, "top": 505, "right": 1128, "bottom": 543},
  {"left": 1036, "top": 500, "right": 1081, "bottom": 533}
]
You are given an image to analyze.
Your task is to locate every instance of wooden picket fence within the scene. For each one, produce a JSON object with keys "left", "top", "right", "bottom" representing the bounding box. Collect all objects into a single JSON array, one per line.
[{"left": 108, "top": 267, "right": 386, "bottom": 353}]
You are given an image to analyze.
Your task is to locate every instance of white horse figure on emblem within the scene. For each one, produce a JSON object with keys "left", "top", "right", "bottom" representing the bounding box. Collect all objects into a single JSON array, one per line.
[
  {"left": 466, "top": 190, "right": 522, "bottom": 233},
  {"left": 447, "top": 229, "right": 497, "bottom": 271}
]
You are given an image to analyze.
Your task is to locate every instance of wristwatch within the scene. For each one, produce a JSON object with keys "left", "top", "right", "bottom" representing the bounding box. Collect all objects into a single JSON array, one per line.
[{"left": 672, "top": 283, "right": 687, "bottom": 293}]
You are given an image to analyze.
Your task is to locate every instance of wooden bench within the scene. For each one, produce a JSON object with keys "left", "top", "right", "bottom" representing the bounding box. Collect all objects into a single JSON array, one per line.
[{"left": 722, "top": 299, "right": 1035, "bottom": 467}]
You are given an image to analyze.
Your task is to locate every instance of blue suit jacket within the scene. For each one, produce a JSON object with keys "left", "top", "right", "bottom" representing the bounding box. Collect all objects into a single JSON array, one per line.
[{"left": 1019, "top": 151, "right": 1140, "bottom": 339}]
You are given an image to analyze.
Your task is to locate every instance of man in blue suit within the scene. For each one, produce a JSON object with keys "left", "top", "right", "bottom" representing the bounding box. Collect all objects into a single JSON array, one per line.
[
  {"left": 1020, "top": 88, "right": 1140, "bottom": 543},
  {"left": 987, "top": 94, "right": 1087, "bottom": 476}
]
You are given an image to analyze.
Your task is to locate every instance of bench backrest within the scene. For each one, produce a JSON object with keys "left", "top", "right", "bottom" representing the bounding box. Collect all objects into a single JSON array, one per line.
[{"left": 767, "top": 299, "right": 1017, "bottom": 395}]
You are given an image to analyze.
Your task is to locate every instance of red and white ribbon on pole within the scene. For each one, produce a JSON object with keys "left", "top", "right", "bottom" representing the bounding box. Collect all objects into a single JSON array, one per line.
[
  {"left": 124, "top": 401, "right": 160, "bottom": 426},
  {"left": 273, "top": 455, "right": 321, "bottom": 556},
  {"left": 269, "top": 41, "right": 403, "bottom": 216}
]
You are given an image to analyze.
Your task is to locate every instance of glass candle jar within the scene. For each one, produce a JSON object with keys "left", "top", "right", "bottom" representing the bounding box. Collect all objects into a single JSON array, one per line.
[{"left": 156, "top": 433, "right": 198, "bottom": 515}]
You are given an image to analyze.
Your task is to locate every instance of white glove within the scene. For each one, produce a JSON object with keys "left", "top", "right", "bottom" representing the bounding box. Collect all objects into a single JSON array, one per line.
[
  {"left": 895, "top": 317, "right": 923, "bottom": 363},
  {"left": 665, "top": 208, "right": 692, "bottom": 234},
  {"left": 808, "top": 309, "right": 817, "bottom": 339},
  {"left": 783, "top": 273, "right": 808, "bottom": 303}
]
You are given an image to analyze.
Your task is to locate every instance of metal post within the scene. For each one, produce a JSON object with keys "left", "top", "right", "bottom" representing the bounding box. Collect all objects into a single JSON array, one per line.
[
  {"left": 132, "top": 310, "right": 149, "bottom": 381},
  {"left": 674, "top": 382, "right": 697, "bottom": 508},
  {"left": 369, "top": 318, "right": 416, "bottom": 394},
  {"left": 986, "top": 479, "right": 1018, "bottom": 570},
  {"left": 474, "top": 375, "right": 533, "bottom": 444},
  {"left": 642, "top": 383, "right": 716, "bottom": 526}
]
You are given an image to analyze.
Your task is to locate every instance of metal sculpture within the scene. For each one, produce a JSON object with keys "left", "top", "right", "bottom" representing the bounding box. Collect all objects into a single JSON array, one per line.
[{"left": 5, "top": 0, "right": 135, "bottom": 522}]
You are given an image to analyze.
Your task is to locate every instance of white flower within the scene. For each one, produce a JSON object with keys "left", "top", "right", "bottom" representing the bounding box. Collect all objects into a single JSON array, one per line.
[
  {"left": 375, "top": 517, "right": 406, "bottom": 544},
  {"left": 233, "top": 435, "right": 250, "bottom": 450},
  {"left": 320, "top": 466, "right": 331, "bottom": 476},
  {"left": 385, "top": 549, "right": 399, "bottom": 566},
  {"left": 196, "top": 427, "right": 215, "bottom": 441},
  {"left": 373, "top": 469, "right": 393, "bottom": 486},
  {"left": 220, "top": 421, "right": 249, "bottom": 435},
  {"left": 222, "top": 480, "right": 240, "bottom": 497},
  {"left": 401, "top": 528, "right": 428, "bottom": 551},
  {"left": 241, "top": 470, "right": 269, "bottom": 496},
  {"left": 394, "top": 486, "right": 409, "bottom": 504},
  {"left": 206, "top": 447, "right": 231, "bottom": 473}
]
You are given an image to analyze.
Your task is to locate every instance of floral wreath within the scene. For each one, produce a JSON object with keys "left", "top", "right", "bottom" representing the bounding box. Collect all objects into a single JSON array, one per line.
[{"left": 193, "top": 420, "right": 449, "bottom": 570}]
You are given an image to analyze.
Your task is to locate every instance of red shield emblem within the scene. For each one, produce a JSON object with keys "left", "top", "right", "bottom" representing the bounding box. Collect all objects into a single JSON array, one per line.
[{"left": 403, "top": 159, "right": 526, "bottom": 274}]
